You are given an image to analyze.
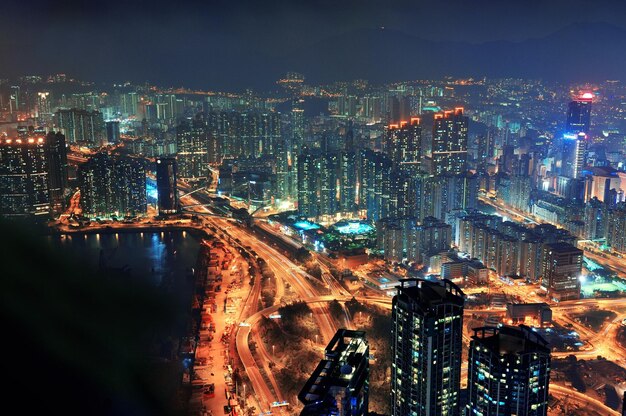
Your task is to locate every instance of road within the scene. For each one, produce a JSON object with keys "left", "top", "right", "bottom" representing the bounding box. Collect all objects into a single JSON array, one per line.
[{"left": 550, "top": 383, "right": 621, "bottom": 415}]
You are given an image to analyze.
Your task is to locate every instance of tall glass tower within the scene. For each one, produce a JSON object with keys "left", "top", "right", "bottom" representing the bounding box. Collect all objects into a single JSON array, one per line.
[{"left": 391, "top": 278, "right": 465, "bottom": 416}]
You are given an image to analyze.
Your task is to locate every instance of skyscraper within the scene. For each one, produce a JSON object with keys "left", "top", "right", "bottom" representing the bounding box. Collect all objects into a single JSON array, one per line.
[
  {"left": 566, "top": 93, "right": 592, "bottom": 134},
  {"left": 0, "top": 137, "right": 51, "bottom": 218},
  {"left": 156, "top": 157, "right": 179, "bottom": 215},
  {"left": 431, "top": 108, "right": 468, "bottom": 175},
  {"left": 55, "top": 108, "right": 105, "bottom": 146},
  {"left": 385, "top": 118, "right": 422, "bottom": 171},
  {"left": 561, "top": 94, "right": 593, "bottom": 179},
  {"left": 78, "top": 154, "right": 146, "bottom": 218},
  {"left": 392, "top": 278, "right": 465, "bottom": 416},
  {"left": 44, "top": 132, "right": 69, "bottom": 214},
  {"left": 0, "top": 133, "right": 68, "bottom": 219},
  {"left": 176, "top": 117, "right": 209, "bottom": 180},
  {"left": 540, "top": 242, "right": 582, "bottom": 301},
  {"left": 299, "top": 329, "right": 369, "bottom": 416},
  {"left": 36, "top": 91, "right": 53, "bottom": 126},
  {"left": 114, "top": 157, "right": 147, "bottom": 216},
  {"left": 106, "top": 121, "right": 121, "bottom": 144},
  {"left": 466, "top": 325, "right": 551, "bottom": 416}
]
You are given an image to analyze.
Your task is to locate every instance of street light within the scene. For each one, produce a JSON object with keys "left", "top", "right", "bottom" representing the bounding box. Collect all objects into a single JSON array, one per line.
[
  {"left": 243, "top": 383, "right": 246, "bottom": 407},
  {"left": 272, "top": 345, "right": 275, "bottom": 356},
  {"left": 315, "top": 334, "right": 318, "bottom": 344}
]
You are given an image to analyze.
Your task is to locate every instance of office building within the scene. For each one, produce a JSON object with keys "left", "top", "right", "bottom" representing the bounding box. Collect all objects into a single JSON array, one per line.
[
  {"left": 392, "top": 279, "right": 465, "bottom": 416},
  {"left": 299, "top": 329, "right": 369, "bottom": 416},
  {"left": 540, "top": 242, "right": 582, "bottom": 301},
  {"left": 466, "top": 326, "right": 551, "bottom": 416},
  {"left": 561, "top": 132, "right": 588, "bottom": 179},
  {"left": 566, "top": 93, "right": 592, "bottom": 134},
  {"left": 156, "top": 157, "right": 179, "bottom": 215},
  {"left": 431, "top": 108, "right": 468, "bottom": 175}
]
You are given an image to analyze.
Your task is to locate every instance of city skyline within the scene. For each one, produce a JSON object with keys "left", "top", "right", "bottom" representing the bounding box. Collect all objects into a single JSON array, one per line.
[{"left": 5, "top": 4, "right": 626, "bottom": 416}]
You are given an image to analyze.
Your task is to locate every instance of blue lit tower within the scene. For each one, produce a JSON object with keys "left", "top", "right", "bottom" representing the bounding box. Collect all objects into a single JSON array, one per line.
[
  {"left": 562, "top": 93, "right": 592, "bottom": 179},
  {"left": 391, "top": 278, "right": 465, "bottom": 416},
  {"left": 466, "top": 325, "right": 551, "bottom": 416}
]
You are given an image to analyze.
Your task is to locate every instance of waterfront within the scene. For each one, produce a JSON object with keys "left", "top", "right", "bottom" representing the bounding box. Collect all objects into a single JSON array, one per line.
[
  {"left": 44, "top": 230, "right": 203, "bottom": 414},
  {"left": 46, "top": 230, "right": 200, "bottom": 300}
]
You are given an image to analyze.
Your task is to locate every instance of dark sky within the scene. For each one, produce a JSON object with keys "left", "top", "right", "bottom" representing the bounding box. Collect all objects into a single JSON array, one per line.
[{"left": 4, "top": 0, "right": 626, "bottom": 89}]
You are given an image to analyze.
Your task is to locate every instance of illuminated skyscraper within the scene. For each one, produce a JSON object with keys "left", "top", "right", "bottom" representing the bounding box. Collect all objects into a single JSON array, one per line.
[
  {"left": 560, "top": 132, "right": 587, "bottom": 179},
  {"left": 540, "top": 242, "right": 582, "bottom": 301},
  {"left": 176, "top": 117, "right": 209, "bottom": 179},
  {"left": 561, "top": 94, "right": 593, "bottom": 179},
  {"left": 0, "top": 137, "right": 51, "bottom": 218},
  {"left": 78, "top": 154, "right": 146, "bottom": 218},
  {"left": 466, "top": 325, "right": 551, "bottom": 416},
  {"left": 297, "top": 151, "right": 319, "bottom": 217},
  {"left": 431, "top": 108, "right": 468, "bottom": 175},
  {"left": 55, "top": 108, "right": 105, "bottom": 146},
  {"left": 36, "top": 91, "right": 53, "bottom": 126},
  {"left": 0, "top": 133, "right": 68, "bottom": 219},
  {"left": 156, "top": 157, "right": 179, "bottom": 216},
  {"left": 114, "top": 157, "right": 147, "bottom": 216},
  {"left": 359, "top": 149, "right": 392, "bottom": 221},
  {"left": 391, "top": 279, "right": 465, "bottom": 416},
  {"left": 299, "top": 329, "right": 369, "bottom": 416},
  {"left": 566, "top": 93, "right": 592, "bottom": 134},
  {"left": 384, "top": 118, "right": 422, "bottom": 172}
]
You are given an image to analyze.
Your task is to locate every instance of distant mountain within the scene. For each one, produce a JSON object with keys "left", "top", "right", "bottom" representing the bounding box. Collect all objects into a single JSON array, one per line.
[
  {"left": 3, "top": 22, "right": 626, "bottom": 90},
  {"left": 274, "top": 22, "right": 626, "bottom": 85}
]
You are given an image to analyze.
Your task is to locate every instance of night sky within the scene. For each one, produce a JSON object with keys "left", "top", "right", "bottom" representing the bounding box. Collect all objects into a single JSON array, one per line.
[{"left": 4, "top": 0, "right": 626, "bottom": 89}]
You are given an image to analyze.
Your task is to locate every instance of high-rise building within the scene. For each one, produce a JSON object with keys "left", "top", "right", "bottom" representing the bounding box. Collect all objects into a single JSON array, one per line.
[
  {"left": 359, "top": 149, "right": 392, "bottom": 221},
  {"left": 176, "top": 117, "right": 209, "bottom": 179},
  {"left": 392, "top": 278, "right": 465, "bottom": 416},
  {"left": 114, "top": 157, "right": 147, "bottom": 216},
  {"left": 78, "top": 154, "right": 146, "bottom": 218},
  {"left": 385, "top": 118, "right": 422, "bottom": 171},
  {"left": 0, "top": 133, "right": 68, "bottom": 219},
  {"left": 299, "top": 329, "right": 369, "bottom": 416},
  {"left": 466, "top": 325, "right": 551, "bottom": 416},
  {"left": 36, "top": 91, "right": 53, "bottom": 126},
  {"left": 606, "top": 204, "right": 626, "bottom": 253},
  {"left": 106, "top": 121, "right": 121, "bottom": 144},
  {"left": 566, "top": 93, "right": 592, "bottom": 135},
  {"left": 55, "top": 109, "right": 105, "bottom": 146},
  {"left": 561, "top": 132, "right": 588, "bottom": 179},
  {"left": 156, "top": 157, "right": 179, "bottom": 215},
  {"left": 561, "top": 94, "right": 593, "bottom": 179},
  {"left": 297, "top": 150, "right": 320, "bottom": 218},
  {"left": 0, "top": 137, "right": 51, "bottom": 218},
  {"left": 540, "top": 242, "right": 582, "bottom": 301},
  {"left": 44, "top": 132, "right": 69, "bottom": 214},
  {"left": 431, "top": 108, "right": 468, "bottom": 175}
]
